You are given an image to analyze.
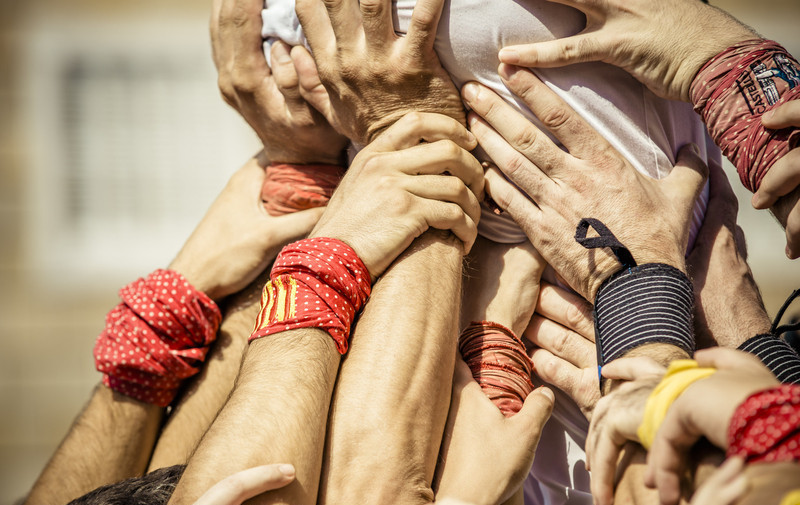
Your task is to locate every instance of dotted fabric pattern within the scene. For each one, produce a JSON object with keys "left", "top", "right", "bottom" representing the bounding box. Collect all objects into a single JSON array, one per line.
[
  {"left": 94, "top": 269, "right": 222, "bottom": 407},
  {"left": 459, "top": 321, "right": 534, "bottom": 417},
  {"left": 727, "top": 384, "right": 800, "bottom": 462},
  {"left": 261, "top": 163, "right": 346, "bottom": 216},
  {"left": 250, "top": 237, "right": 372, "bottom": 354},
  {"left": 690, "top": 39, "right": 800, "bottom": 193}
]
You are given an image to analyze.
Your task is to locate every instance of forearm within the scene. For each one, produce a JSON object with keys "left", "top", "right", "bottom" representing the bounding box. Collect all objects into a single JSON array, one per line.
[
  {"left": 169, "top": 328, "right": 339, "bottom": 505},
  {"left": 319, "top": 230, "right": 464, "bottom": 505},
  {"left": 147, "top": 276, "right": 264, "bottom": 470},
  {"left": 25, "top": 384, "right": 162, "bottom": 505}
]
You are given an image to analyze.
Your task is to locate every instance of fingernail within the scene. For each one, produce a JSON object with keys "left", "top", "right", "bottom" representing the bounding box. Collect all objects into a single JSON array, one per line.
[
  {"left": 763, "top": 109, "right": 774, "bottom": 122},
  {"left": 538, "top": 387, "right": 555, "bottom": 402},
  {"left": 499, "top": 48, "right": 520, "bottom": 64},
  {"left": 787, "top": 245, "right": 798, "bottom": 260},
  {"left": 751, "top": 193, "right": 762, "bottom": 208},
  {"left": 462, "top": 82, "right": 480, "bottom": 103},
  {"left": 273, "top": 42, "right": 292, "bottom": 64},
  {"left": 279, "top": 464, "right": 295, "bottom": 477},
  {"left": 689, "top": 142, "right": 699, "bottom": 155},
  {"left": 467, "top": 113, "right": 478, "bottom": 127}
]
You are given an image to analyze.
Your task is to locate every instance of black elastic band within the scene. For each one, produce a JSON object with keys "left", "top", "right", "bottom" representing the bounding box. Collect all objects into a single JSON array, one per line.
[
  {"left": 575, "top": 218, "right": 637, "bottom": 271},
  {"left": 771, "top": 288, "right": 800, "bottom": 337}
]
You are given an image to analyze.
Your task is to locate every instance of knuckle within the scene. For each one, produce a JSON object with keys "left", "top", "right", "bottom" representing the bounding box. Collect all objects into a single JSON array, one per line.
[
  {"left": 509, "top": 127, "right": 540, "bottom": 153},
  {"left": 553, "top": 330, "right": 570, "bottom": 355},
  {"left": 401, "top": 111, "right": 425, "bottom": 132},
  {"left": 359, "top": 0, "right": 383, "bottom": 16},
  {"left": 539, "top": 104, "right": 573, "bottom": 131}
]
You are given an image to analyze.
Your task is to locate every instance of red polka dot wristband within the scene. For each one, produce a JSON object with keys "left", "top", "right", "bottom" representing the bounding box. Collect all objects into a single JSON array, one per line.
[
  {"left": 250, "top": 237, "right": 372, "bottom": 354},
  {"left": 94, "top": 269, "right": 222, "bottom": 407},
  {"left": 727, "top": 384, "right": 800, "bottom": 462},
  {"left": 690, "top": 39, "right": 800, "bottom": 193},
  {"left": 459, "top": 321, "right": 534, "bottom": 417}
]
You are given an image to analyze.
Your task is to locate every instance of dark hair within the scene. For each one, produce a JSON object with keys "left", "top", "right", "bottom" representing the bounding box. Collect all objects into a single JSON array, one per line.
[{"left": 67, "top": 465, "right": 185, "bottom": 505}]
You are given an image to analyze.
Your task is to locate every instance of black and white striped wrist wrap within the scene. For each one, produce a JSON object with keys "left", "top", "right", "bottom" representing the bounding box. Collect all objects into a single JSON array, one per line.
[
  {"left": 575, "top": 219, "right": 695, "bottom": 372},
  {"left": 593, "top": 263, "right": 695, "bottom": 364},
  {"left": 738, "top": 288, "right": 800, "bottom": 385}
]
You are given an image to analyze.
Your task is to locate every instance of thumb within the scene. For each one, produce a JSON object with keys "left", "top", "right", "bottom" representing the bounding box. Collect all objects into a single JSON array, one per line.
[
  {"left": 513, "top": 387, "right": 555, "bottom": 440},
  {"left": 267, "top": 207, "right": 326, "bottom": 244},
  {"left": 291, "top": 45, "right": 336, "bottom": 126},
  {"left": 662, "top": 143, "right": 708, "bottom": 210},
  {"left": 499, "top": 33, "right": 604, "bottom": 68}
]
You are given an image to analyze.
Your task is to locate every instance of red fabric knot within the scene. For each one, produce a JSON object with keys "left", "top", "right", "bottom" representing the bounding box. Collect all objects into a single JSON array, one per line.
[
  {"left": 249, "top": 237, "right": 372, "bottom": 354},
  {"left": 727, "top": 384, "right": 800, "bottom": 463},
  {"left": 261, "top": 163, "right": 346, "bottom": 216},
  {"left": 459, "top": 321, "right": 535, "bottom": 417},
  {"left": 93, "top": 269, "right": 222, "bottom": 407},
  {"left": 690, "top": 39, "right": 800, "bottom": 193}
]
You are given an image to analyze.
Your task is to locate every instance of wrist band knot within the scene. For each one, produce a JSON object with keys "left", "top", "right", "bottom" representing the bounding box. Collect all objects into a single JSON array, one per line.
[
  {"left": 250, "top": 237, "right": 371, "bottom": 354},
  {"left": 93, "top": 269, "right": 222, "bottom": 407}
]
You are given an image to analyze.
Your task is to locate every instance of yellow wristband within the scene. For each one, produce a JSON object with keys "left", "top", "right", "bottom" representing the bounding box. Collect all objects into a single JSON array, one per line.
[
  {"left": 637, "top": 359, "right": 716, "bottom": 449},
  {"left": 780, "top": 490, "right": 800, "bottom": 505}
]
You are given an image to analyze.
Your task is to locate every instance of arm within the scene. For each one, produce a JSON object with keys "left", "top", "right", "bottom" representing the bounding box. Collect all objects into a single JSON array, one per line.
[{"left": 169, "top": 113, "right": 482, "bottom": 505}]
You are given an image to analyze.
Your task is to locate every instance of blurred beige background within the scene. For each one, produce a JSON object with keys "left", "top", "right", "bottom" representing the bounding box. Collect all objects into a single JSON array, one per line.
[{"left": 0, "top": 0, "right": 798, "bottom": 502}]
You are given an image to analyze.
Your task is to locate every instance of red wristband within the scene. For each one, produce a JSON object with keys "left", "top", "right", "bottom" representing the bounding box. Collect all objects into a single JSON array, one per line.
[
  {"left": 94, "top": 269, "right": 222, "bottom": 407},
  {"left": 250, "top": 237, "right": 371, "bottom": 354},
  {"left": 690, "top": 39, "right": 800, "bottom": 193},
  {"left": 261, "top": 163, "right": 346, "bottom": 216},
  {"left": 459, "top": 321, "right": 534, "bottom": 417},
  {"left": 727, "top": 384, "right": 800, "bottom": 462}
]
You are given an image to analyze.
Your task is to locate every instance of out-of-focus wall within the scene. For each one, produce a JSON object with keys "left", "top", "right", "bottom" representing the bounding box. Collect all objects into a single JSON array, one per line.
[{"left": 0, "top": 0, "right": 798, "bottom": 503}]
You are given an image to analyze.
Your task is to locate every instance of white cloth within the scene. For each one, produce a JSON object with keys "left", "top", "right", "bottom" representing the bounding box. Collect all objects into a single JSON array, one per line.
[{"left": 261, "top": 1, "right": 720, "bottom": 503}]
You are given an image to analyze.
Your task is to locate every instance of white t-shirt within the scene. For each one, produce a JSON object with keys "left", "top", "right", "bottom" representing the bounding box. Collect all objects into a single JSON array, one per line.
[{"left": 261, "top": 1, "right": 719, "bottom": 503}]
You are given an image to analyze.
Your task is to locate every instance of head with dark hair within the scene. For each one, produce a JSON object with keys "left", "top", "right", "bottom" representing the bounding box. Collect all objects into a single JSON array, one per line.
[{"left": 67, "top": 465, "right": 185, "bottom": 505}]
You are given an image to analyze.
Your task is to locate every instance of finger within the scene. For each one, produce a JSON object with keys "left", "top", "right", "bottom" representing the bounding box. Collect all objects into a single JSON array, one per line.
[
  {"left": 405, "top": 0, "right": 445, "bottom": 54},
  {"left": 662, "top": 143, "right": 709, "bottom": 217},
  {"left": 690, "top": 457, "right": 747, "bottom": 505},
  {"left": 646, "top": 409, "right": 698, "bottom": 504},
  {"left": 601, "top": 357, "right": 665, "bottom": 381},
  {"left": 524, "top": 315, "right": 594, "bottom": 368},
  {"left": 320, "top": 0, "right": 362, "bottom": 45},
  {"left": 703, "top": 157, "right": 739, "bottom": 224},
  {"left": 415, "top": 199, "right": 479, "bottom": 253},
  {"left": 210, "top": 0, "right": 226, "bottom": 71},
  {"left": 512, "top": 386, "right": 555, "bottom": 441},
  {"left": 384, "top": 139, "right": 484, "bottom": 196},
  {"left": 498, "top": 33, "right": 605, "bottom": 68},
  {"left": 291, "top": 45, "right": 338, "bottom": 127},
  {"left": 295, "top": 0, "right": 336, "bottom": 56},
  {"left": 193, "top": 464, "right": 296, "bottom": 505},
  {"left": 752, "top": 149, "right": 800, "bottom": 209},
  {"left": 483, "top": 166, "right": 543, "bottom": 233},
  {"left": 359, "top": 0, "right": 394, "bottom": 46},
  {"left": 372, "top": 112, "right": 478, "bottom": 152},
  {"left": 268, "top": 207, "right": 327, "bottom": 244},
  {"left": 535, "top": 281, "right": 594, "bottom": 341},
  {"left": 761, "top": 100, "right": 800, "bottom": 129},
  {"left": 786, "top": 200, "right": 800, "bottom": 259},
  {"left": 468, "top": 113, "right": 553, "bottom": 201},
  {"left": 530, "top": 348, "right": 582, "bottom": 395},
  {"left": 497, "top": 63, "right": 607, "bottom": 159},
  {"left": 693, "top": 347, "right": 766, "bottom": 371},
  {"left": 462, "top": 81, "right": 569, "bottom": 176},
  {"left": 589, "top": 431, "right": 625, "bottom": 505},
  {"left": 404, "top": 174, "right": 482, "bottom": 225},
  {"left": 270, "top": 41, "right": 304, "bottom": 104},
  {"left": 228, "top": 0, "right": 271, "bottom": 90}
]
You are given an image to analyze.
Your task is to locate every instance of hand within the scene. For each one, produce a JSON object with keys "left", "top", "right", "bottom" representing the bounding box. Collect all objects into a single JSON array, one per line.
[
  {"left": 210, "top": 0, "right": 347, "bottom": 164},
  {"left": 461, "top": 237, "right": 547, "bottom": 336},
  {"left": 496, "top": 0, "right": 755, "bottom": 102},
  {"left": 688, "top": 457, "right": 747, "bottom": 505},
  {"left": 753, "top": 100, "right": 800, "bottom": 259},
  {"left": 193, "top": 464, "right": 295, "bottom": 505},
  {"left": 464, "top": 65, "right": 707, "bottom": 301},
  {"left": 310, "top": 113, "right": 483, "bottom": 279},
  {"left": 522, "top": 281, "right": 599, "bottom": 419},
  {"left": 434, "top": 359, "right": 554, "bottom": 505},
  {"left": 687, "top": 159, "right": 772, "bottom": 349},
  {"left": 169, "top": 155, "right": 324, "bottom": 300},
  {"left": 294, "top": 0, "right": 464, "bottom": 146},
  {"left": 645, "top": 348, "right": 779, "bottom": 505},
  {"left": 585, "top": 357, "right": 666, "bottom": 505}
]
